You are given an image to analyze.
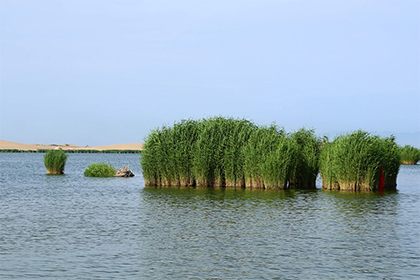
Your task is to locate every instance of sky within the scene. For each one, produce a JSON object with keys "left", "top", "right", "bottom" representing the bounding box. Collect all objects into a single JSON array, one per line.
[{"left": 0, "top": 0, "right": 419, "bottom": 147}]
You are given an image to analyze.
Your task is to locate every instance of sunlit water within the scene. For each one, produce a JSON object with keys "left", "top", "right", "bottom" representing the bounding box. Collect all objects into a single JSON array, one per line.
[{"left": 1, "top": 153, "right": 419, "bottom": 279}]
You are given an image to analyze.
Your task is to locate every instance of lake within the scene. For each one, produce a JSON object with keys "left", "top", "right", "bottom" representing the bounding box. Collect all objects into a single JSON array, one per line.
[{"left": 1, "top": 153, "right": 419, "bottom": 279}]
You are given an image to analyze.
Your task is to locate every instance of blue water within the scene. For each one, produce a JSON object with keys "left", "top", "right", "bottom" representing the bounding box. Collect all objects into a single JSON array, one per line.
[{"left": 1, "top": 153, "right": 419, "bottom": 279}]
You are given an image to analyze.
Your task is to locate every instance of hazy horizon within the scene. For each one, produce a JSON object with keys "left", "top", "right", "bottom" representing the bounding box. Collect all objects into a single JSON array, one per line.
[
  {"left": 1, "top": 128, "right": 419, "bottom": 150},
  {"left": 1, "top": 0, "right": 419, "bottom": 147}
]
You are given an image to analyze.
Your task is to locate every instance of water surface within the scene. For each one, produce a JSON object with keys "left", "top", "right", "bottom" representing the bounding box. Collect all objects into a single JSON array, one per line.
[{"left": 1, "top": 153, "right": 419, "bottom": 279}]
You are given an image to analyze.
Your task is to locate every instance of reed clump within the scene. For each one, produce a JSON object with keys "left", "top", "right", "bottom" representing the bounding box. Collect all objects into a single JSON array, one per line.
[
  {"left": 44, "top": 150, "right": 68, "bottom": 174},
  {"left": 84, "top": 162, "right": 117, "bottom": 177},
  {"left": 399, "top": 145, "right": 420, "bottom": 165},
  {"left": 194, "top": 117, "right": 257, "bottom": 188},
  {"left": 289, "top": 128, "right": 322, "bottom": 189},
  {"left": 319, "top": 130, "right": 400, "bottom": 191},
  {"left": 141, "top": 117, "right": 321, "bottom": 189},
  {"left": 243, "top": 124, "right": 292, "bottom": 189}
]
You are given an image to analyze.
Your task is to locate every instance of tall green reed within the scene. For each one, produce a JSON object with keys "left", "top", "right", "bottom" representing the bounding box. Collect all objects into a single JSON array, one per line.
[
  {"left": 319, "top": 130, "right": 400, "bottom": 191},
  {"left": 141, "top": 119, "right": 202, "bottom": 186},
  {"left": 141, "top": 118, "right": 399, "bottom": 191},
  {"left": 44, "top": 150, "right": 68, "bottom": 175},
  {"left": 223, "top": 119, "right": 257, "bottom": 187},
  {"left": 399, "top": 145, "right": 420, "bottom": 164},
  {"left": 242, "top": 124, "right": 296, "bottom": 189},
  {"left": 193, "top": 117, "right": 233, "bottom": 187},
  {"left": 289, "top": 128, "right": 321, "bottom": 189}
]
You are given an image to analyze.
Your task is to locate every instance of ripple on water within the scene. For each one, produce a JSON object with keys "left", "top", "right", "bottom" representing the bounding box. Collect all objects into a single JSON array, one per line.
[{"left": 0, "top": 154, "right": 419, "bottom": 279}]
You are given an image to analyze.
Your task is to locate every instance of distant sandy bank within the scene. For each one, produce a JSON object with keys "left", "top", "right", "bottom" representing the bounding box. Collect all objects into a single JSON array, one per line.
[{"left": 0, "top": 140, "right": 144, "bottom": 151}]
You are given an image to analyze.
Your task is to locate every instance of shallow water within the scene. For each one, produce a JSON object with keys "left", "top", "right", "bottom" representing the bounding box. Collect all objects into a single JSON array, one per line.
[{"left": 0, "top": 153, "right": 419, "bottom": 279}]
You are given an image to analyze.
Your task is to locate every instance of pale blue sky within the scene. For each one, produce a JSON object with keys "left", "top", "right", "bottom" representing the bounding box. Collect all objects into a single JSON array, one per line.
[{"left": 0, "top": 0, "right": 419, "bottom": 147}]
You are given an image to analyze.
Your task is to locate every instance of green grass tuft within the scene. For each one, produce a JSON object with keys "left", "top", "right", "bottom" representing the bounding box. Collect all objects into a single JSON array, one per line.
[
  {"left": 44, "top": 150, "right": 68, "bottom": 174},
  {"left": 399, "top": 145, "right": 420, "bottom": 164},
  {"left": 84, "top": 162, "right": 117, "bottom": 177}
]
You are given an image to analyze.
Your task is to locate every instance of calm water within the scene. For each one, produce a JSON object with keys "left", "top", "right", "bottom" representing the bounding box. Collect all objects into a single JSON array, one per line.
[{"left": 0, "top": 153, "right": 419, "bottom": 279}]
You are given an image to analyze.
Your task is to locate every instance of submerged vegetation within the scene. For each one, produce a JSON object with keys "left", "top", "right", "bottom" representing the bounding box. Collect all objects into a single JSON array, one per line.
[
  {"left": 319, "top": 131, "right": 400, "bottom": 191},
  {"left": 141, "top": 117, "right": 321, "bottom": 189},
  {"left": 399, "top": 145, "right": 420, "bottom": 165},
  {"left": 44, "top": 150, "right": 68, "bottom": 175},
  {"left": 84, "top": 162, "right": 117, "bottom": 177}
]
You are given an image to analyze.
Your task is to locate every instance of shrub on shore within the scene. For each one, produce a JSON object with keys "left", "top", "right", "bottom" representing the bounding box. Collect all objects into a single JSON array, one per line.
[
  {"left": 84, "top": 162, "right": 116, "bottom": 177},
  {"left": 319, "top": 131, "right": 400, "bottom": 191},
  {"left": 399, "top": 145, "right": 420, "bottom": 164},
  {"left": 44, "top": 150, "right": 68, "bottom": 175}
]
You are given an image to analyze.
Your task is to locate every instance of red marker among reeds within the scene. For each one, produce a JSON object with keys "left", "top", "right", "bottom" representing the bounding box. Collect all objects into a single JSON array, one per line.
[{"left": 379, "top": 166, "right": 385, "bottom": 192}]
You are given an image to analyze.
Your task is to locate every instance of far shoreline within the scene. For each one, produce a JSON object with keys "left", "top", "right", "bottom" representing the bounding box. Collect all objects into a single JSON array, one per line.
[
  {"left": 0, "top": 140, "right": 143, "bottom": 153},
  {"left": 0, "top": 149, "right": 142, "bottom": 154}
]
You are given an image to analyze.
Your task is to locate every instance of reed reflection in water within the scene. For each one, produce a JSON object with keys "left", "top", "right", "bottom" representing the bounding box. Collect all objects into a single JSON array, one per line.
[{"left": 138, "top": 187, "right": 418, "bottom": 279}]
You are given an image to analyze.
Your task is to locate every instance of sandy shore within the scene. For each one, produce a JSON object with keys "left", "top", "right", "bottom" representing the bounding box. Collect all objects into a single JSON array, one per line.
[{"left": 0, "top": 140, "right": 143, "bottom": 151}]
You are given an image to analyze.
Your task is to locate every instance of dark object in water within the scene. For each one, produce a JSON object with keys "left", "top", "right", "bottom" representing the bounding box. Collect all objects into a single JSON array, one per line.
[{"left": 115, "top": 166, "right": 135, "bottom": 177}]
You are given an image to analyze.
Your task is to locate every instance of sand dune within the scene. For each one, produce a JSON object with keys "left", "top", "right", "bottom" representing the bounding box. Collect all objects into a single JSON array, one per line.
[
  {"left": 0, "top": 140, "right": 143, "bottom": 151},
  {"left": 88, "top": 143, "right": 144, "bottom": 151}
]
